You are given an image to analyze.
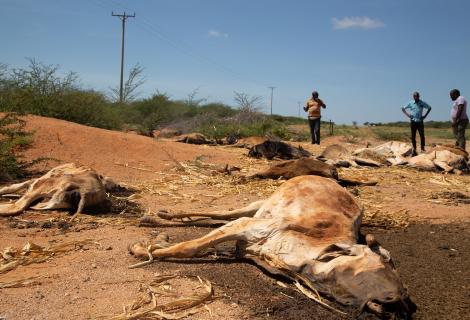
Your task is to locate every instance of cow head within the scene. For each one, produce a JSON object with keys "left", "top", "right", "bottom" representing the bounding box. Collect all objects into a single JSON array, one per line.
[
  {"left": 303, "top": 235, "right": 416, "bottom": 318},
  {"left": 99, "top": 175, "right": 120, "bottom": 192}
]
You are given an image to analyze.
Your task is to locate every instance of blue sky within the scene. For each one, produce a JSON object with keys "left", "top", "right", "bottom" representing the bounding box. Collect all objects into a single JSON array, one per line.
[{"left": 1, "top": 0, "right": 469, "bottom": 124}]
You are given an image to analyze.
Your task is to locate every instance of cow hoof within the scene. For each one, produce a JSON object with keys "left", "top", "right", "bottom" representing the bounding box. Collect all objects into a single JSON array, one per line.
[
  {"left": 128, "top": 241, "right": 149, "bottom": 259},
  {"left": 157, "top": 210, "right": 174, "bottom": 220},
  {"left": 365, "top": 234, "right": 379, "bottom": 248}
]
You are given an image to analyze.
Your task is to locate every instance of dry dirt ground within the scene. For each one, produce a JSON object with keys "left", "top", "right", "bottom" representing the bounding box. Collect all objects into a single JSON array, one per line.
[{"left": 0, "top": 115, "right": 469, "bottom": 320}]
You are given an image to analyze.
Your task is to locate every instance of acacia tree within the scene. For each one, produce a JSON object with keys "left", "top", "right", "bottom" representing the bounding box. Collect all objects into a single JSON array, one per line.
[
  {"left": 233, "top": 91, "right": 262, "bottom": 113},
  {"left": 110, "top": 63, "right": 146, "bottom": 103},
  {"left": 9, "top": 58, "right": 78, "bottom": 95},
  {"left": 184, "top": 87, "right": 207, "bottom": 107}
]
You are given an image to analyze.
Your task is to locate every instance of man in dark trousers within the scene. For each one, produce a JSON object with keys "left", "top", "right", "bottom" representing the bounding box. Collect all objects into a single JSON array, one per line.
[
  {"left": 401, "top": 91, "right": 432, "bottom": 156},
  {"left": 304, "top": 91, "right": 326, "bottom": 144},
  {"left": 449, "top": 89, "right": 469, "bottom": 150}
]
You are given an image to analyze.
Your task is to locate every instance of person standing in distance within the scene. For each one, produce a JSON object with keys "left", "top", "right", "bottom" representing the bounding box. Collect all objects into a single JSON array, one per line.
[
  {"left": 304, "top": 91, "right": 326, "bottom": 144},
  {"left": 401, "top": 91, "right": 432, "bottom": 156},
  {"left": 449, "top": 89, "right": 469, "bottom": 150}
]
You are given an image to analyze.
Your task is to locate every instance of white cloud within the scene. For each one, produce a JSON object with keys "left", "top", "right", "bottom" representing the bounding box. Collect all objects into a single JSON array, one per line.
[
  {"left": 332, "top": 16, "right": 385, "bottom": 30},
  {"left": 208, "top": 29, "right": 229, "bottom": 38}
]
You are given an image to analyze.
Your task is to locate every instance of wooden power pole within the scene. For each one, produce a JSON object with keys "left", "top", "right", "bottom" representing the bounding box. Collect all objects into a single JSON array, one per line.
[
  {"left": 112, "top": 11, "right": 135, "bottom": 103},
  {"left": 268, "top": 86, "right": 276, "bottom": 115}
]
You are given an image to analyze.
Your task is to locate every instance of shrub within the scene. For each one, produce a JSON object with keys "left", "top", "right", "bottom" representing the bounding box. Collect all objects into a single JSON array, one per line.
[
  {"left": 0, "top": 113, "right": 33, "bottom": 180},
  {"left": 0, "top": 60, "right": 122, "bottom": 130}
]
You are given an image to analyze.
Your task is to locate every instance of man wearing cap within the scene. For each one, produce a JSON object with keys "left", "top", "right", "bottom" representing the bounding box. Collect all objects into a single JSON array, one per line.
[
  {"left": 449, "top": 89, "right": 469, "bottom": 150},
  {"left": 401, "top": 91, "right": 432, "bottom": 156},
  {"left": 304, "top": 91, "right": 326, "bottom": 144}
]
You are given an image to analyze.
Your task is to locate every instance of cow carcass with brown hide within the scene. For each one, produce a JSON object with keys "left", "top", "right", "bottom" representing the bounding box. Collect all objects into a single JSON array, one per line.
[
  {"left": 248, "top": 140, "right": 311, "bottom": 160},
  {"left": 0, "top": 163, "right": 118, "bottom": 219},
  {"left": 251, "top": 158, "right": 377, "bottom": 186},
  {"left": 130, "top": 176, "right": 415, "bottom": 318},
  {"left": 251, "top": 157, "right": 339, "bottom": 180},
  {"left": 229, "top": 136, "right": 268, "bottom": 149},
  {"left": 176, "top": 133, "right": 215, "bottom": 145}
]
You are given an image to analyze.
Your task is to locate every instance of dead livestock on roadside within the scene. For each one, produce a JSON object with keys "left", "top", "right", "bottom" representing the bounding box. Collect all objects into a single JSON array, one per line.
[
  {"left": 322, "top": 142, "right": 469, "bottom": 173},
  {"left": 406, "top": 150, "right": 469, "bottom": 172},
  {"left": 250, "top": 157, "right": 376, "bottom": 186},
  {"left": 317, "top": 144, "right": 383, "bottom": 167},
  {"left": 248, "top": 140, "right": 311, "bottom": 160},
  {"left": 353, "top": 141, "right": 413, "bottom": 160},
  {"left": 229, "top": 136, "right": 268, "bottom": 149},
  {"left": 0, "top": 163, "right": 119, "bottom": 220},
  {"left": 251, "top": 157, "right": 339, "bottom": 180},
  {"left": 175, "top": 133, "right": 215, "bottom": 145},
  {"left": 130, "top": 176, "right": 415, "bottom": 318}
]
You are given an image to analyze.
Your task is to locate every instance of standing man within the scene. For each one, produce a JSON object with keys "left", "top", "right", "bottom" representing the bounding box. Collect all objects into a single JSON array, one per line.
[
  {"left": 304, "top": 91, "right": 326, "bottom": 144},
  {"left": 401, "top": 91, "right": 432, "bottom": 156},
  {"left": 449, "top": 89, "right": 469, "bottom": 150}
]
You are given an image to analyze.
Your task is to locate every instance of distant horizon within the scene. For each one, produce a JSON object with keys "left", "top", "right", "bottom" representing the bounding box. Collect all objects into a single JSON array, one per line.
[{"left": 2, "top": 0, "right": 469, "bottom": 124}]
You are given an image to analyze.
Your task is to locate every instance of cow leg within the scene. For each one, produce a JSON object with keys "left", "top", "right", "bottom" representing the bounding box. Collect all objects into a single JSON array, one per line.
[
  {"left": 0, "top": 180, "right": 33, "bottom": 195},
  {"left": 130, "top": 217, "right": 271, "bottom": 259},
  {"left": 69, "top": 192, "right": 87, "bottom": 222},
  {"left": 433, "top": 160, "right": 453, "bottom": 172},
  {"left": 0, "top": 189, "right": 45, "bottom": 216},
  {"left": 157, "top": 200, "right": 265, "bottom": 221}
]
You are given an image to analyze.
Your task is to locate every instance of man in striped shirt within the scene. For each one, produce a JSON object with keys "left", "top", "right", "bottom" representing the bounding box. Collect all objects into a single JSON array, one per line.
[{"left": 304, "top": 91, "right": 326, "bottom": 145}]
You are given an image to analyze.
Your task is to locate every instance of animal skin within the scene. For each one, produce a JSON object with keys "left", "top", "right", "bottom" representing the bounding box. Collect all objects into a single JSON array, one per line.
[
  {"left": 248, "top": 140, "right": 311, "bottom": 160},
  {"left": 251, "top": 157, "right": 338, "bottom": 180},
  {"left": 176, "top": 133, "right": 215, "bottom": 145},
  {"left": 322, "top": 142, "right": 469, "bottom": 172},
  {"left": 130, "top": 176, "right": 415, "bottom": 318},
  {"left": 318, "top": 144, "right": 382, "bottom": 167},
  {"left": 0, "top": 163, "right": 117, "bottom": 219}
]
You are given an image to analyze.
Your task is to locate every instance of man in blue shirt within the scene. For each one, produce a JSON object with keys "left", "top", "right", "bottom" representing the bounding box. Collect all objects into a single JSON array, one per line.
[{"left": 401, "top": 92, "right": 432, "bottom": 156}]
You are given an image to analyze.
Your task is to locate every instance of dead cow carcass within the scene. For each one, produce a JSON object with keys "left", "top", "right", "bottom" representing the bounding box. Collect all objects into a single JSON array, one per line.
[
  {"left": 407, "top": 150, "right": 469, "bottom": 172},
  {"left": 251, "top": 157, "right": 338, "bottom": 180},
  {"left": 176, "top": 133, "right": 215, "bottom": 145},
  {"left": 130, "top": 176, "right": 415, "bottom": 317},
  {"left": 318, "top": 144, "right": 383, "bottom": 167},
  {"left": 248, "top": 140, "right": 311, "bottom": 160},
  {"left": 251, "top": 158, "right": 377, "bottom": 186},
  {"left": 0, "top": 163, "right": 117, "bottom": 218}
]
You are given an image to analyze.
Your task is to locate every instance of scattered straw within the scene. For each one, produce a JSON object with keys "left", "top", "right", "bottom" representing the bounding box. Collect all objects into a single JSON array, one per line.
[
  {"left": 0, "top": 239, "right": 98, "bottom": 274},
  {"left": 0, "top": 276, "right": 42, "bottom": 289},
  {"left": 101, "top": 275, "right": 214, "bottom": 320}
]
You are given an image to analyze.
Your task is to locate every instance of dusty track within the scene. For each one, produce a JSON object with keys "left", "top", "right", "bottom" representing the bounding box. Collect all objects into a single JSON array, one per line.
[{"left": 0, "top": 115, "right": 469, "bottom": 320}]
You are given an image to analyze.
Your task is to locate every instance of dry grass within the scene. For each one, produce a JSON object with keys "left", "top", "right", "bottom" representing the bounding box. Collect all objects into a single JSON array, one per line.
[
  {"left": 102, "top": 275, "right": 214, "bottom": 320},
  {"left": 0, "top": 239, "right": 99, "bottom": 274}
]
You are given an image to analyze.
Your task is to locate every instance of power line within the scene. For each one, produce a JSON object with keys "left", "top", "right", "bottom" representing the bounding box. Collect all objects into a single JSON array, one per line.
[
  {"left": 93, "top": 0, "right": 268, "bottom": 89},
  {"left": 111, "top": 11, "right": 135, "bottom": 103}
]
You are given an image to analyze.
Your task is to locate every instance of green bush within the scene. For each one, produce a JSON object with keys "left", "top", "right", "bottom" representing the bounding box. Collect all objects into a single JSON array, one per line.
[
  {"left": 0, "top": 113, "right": 33, "bottom": 180},
  {"left": 0, "top": 60, "right": 122, "bottom": 130},
  {"left": 196, "top": 114, "right": 291, "bottom": 140}
]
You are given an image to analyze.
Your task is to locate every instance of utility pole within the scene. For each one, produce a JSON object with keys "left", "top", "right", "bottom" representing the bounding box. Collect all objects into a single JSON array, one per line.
[
  {"left": 112, "top": 11, "right": 135, "bottom": 103},
  {"left": 268, "top": 86, "right": 276, "bottom": 115},
  {"left": 297, "top": 101, "right": 301, "bottom": 117}
]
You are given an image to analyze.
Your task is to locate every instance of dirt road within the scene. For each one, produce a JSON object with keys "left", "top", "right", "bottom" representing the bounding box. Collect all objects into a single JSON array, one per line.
[{"left": 1, "top": 115, "right": 469, "bottom": 319}]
